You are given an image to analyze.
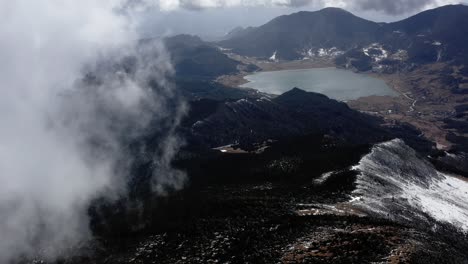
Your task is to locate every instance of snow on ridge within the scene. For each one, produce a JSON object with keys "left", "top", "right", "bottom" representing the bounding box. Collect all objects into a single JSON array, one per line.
[
  {"left": 362, "top": 43, "right": 388, "bottom": 62},
  {"left": 405, "top": 173, "right": 468, "bottom": 231},
  {"left": 300, "top": 47, "right": 343, "bottom": 59},
  {"left": 218, "top": 46, "right": 232, "bottom": 51},
  {"left": 269, "top": 51, "right": 278, "bottom": 61},
  {"left": 313, "top": 170, "right": 335, "bottom": 185},
  {"left": 350, "top": 139, "right": 468, "bottom": 232}
]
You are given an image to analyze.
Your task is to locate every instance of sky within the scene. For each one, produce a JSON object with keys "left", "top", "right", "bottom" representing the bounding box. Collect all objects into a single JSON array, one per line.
[{"left": 137, "top": 0, "right": 468, "bottom": 40}]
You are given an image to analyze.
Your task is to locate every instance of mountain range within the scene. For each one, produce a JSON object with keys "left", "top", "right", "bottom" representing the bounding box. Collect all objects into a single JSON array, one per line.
[{"left": 219, "top": 5, "right": 468, "bottom": 67}]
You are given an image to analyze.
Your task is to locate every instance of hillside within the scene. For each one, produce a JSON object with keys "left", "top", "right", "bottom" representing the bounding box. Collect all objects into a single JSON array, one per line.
[
  {"left": 379, "top": 4, "right": 468, "bottom": 64},
  {"left": 163, "top": 34, "right": 241, "bottom": 79},
  {"left": 219, "top": 5, "right": 468, "bottom": 65},
  {"left": 218, "top": 7, "right": 380, "bottom": 60}
]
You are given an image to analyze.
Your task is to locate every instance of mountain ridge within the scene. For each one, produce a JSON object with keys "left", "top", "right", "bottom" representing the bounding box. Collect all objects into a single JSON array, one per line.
[
  {"left": 219, "top": 4, "right": 468, "bottom": 64},
  {"left": 219, "top": 7, "right": 380, "bottom": 60}
]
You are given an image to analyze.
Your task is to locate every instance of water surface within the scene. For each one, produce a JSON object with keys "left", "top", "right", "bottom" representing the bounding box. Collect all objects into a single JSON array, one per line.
[{"left": 240, "top": 68, "right": 397, "bottom": 101}]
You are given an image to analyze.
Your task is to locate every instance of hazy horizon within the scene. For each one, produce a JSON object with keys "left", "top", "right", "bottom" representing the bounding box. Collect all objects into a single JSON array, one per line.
[{"left": 137, "top": 1, "right": 468, "bottom": 40}]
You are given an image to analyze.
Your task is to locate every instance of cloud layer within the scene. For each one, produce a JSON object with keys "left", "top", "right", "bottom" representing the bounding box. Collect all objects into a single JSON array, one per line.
[
  {"left": 0, "top": 0, "right": 185, "bottom": 262},
  {"left": 151, "top": 0, "right": 463, "bottom": 14},
  {"left": 355, "top": 0, "right": 461, "bottom": 14}
]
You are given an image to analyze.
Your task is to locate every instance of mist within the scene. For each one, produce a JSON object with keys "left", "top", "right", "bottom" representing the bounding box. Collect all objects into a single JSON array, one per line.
[
  {"left": 0, "top": 0, "right": 185, "bottom": 262},
  {"left": 149, "top": 0, "right": 465, "bottom": 12}
]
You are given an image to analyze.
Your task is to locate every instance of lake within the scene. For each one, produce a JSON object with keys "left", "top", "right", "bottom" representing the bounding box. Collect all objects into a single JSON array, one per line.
[{"left": 240, "top": 68, "right": 397, "bottom": 101}]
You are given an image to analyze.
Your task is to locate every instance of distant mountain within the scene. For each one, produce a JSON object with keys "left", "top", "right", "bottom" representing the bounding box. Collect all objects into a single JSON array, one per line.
[
  {"left": 219, "top": 5, "right": 468, "bottom": 66},
  {"left": 338, "top": 4, "right": 468, "bottom": 71},
  {"left": 161, "top": 35, "right": 263, "bottom": 100},
  {"left": 379, "top": 4, "right": 468, "bottom": 64},
  {"left": 218, "top": 7, "right": 380, "bottom": 60},
  {"left": 222, "top": 26, "right": 254, "bottom": 40},
  {"left": 163, "top": 34, "right": 240, "bottom": 79}
]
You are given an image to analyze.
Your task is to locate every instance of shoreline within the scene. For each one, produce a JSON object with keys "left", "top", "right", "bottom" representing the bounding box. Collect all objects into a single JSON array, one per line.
[
  {"left": 219, "top": 57, "right": 398, "bottom": 93},
  {"left": 352, "top": 72, "right": 453, "bottom": 150},
  {"left": 218, "top": 60, "right": 401, "bottom": 99},
  {"left": 217, "top": 56, "right": 335, "bottom": 88}
]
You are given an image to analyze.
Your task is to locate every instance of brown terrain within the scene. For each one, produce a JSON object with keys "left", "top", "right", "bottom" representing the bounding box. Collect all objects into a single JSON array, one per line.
[{"left": 350, "top": 63, "right": 468, "bottom": 150}]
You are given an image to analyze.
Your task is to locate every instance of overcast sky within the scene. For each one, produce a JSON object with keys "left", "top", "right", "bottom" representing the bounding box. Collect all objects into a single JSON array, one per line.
[{"left": 137, "top": 0, "right": 468, "bottom": 40}]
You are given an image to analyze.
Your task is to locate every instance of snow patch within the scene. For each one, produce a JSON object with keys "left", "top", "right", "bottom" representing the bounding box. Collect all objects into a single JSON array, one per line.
[
  {"left": 437, "top": 49, "right": 443, "bottom": 62},
  {"left": 192, "top": 120, "right": 205, "bottom": 128},
  {"left": 269, "top": 51, "right": 278, "bottom": 61},
  {"left": 218, "top": 46, "right": 232, "bottom": 51},
  {"left": 313, "top": 171, "right": 335, "bottom": 185},
  {"left": 350, "top": 139, "right": 468, "bottom": 232},
  {"left": 362, "top": 43, "right": 388, "bottom": 62},
  {"left": 404, "top": 175, "right": 468, "bottom": 231},
  {"left": 301, "top": 47, "right": 343, "bottom": 59}
]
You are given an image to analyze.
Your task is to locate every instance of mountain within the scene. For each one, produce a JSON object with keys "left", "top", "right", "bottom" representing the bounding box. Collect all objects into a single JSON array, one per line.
[
  {"left": 218, "top": 7, "right": 380, "bottom": 60},
  {"left": 184, "top": 88, "right": 432, "bottom": 153},
  {"left": 187, "top": 88, "right": 380, "bottom": 148},
  {"left": 222, "top": 26, "right": 254, "bottom": 40},
  {"left": 219, "top": 5, "right": 468, "bottom": 66},
  {"left": 162, "top": 35, "right": 262, "bottom": 100},
  {"left": 353, "top": 139, "right": 468, "bottom": 232},
  {"left": 339, "top": 4, "right": 468, "bottom": 70},
  {"left": 83, "top": 91, "right": 461, "bottom": 264},
  {"left": 379, "top": 4, "right": 468, "bottom": 64},
  {"left": 163, "top": 34, "right": 241, "bottom": 79}
]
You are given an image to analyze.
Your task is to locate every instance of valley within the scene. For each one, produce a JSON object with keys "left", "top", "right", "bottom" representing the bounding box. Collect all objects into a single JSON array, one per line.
[
  {"left": 349, "top": 65, "right": 464, "bottom": 150},
  {"left": 216, "top": 55, "right": 467, "bottom": 151},
  {"left": 215, "top": 4, "right": 468, "bottom": 152}
]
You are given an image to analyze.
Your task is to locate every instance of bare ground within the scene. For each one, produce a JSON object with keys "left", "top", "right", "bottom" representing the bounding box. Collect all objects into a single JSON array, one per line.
[{"left": 350, "top": 64, "right": 468, "bottom": 150}]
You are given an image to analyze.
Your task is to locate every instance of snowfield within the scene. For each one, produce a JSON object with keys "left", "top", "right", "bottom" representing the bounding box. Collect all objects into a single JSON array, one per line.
[
  {"left": 351, "top": 139, "right": 468, "bottom": 232},
  {"left": 406, "top": 174, "right": 468, "bottom": 231}
]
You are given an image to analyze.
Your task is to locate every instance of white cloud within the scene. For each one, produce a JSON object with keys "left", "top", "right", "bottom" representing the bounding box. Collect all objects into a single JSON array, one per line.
[
  {"left": 0, "top": 0, "right": 185, "bottom": 262},
  {"left": 152, "top": 0, "right": 465, "bottom": 14}
]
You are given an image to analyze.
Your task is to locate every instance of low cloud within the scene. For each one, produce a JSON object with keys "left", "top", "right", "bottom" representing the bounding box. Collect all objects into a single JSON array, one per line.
[
  {"left": 151, "top": 0, "right": 464, "bottom": 14},
  {"left": 354, "top": 0, "right": 461, "bottom": 15},
  {"left": 0, "top": 0, "right": 185, "bottom": 262}
]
